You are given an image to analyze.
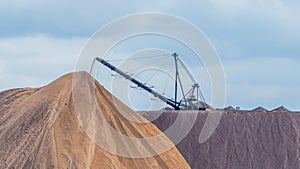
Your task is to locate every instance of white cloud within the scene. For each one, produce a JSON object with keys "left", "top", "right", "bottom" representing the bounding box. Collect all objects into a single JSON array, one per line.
[
  {"left": 0, "top": 35, "right": 87, "bottom": 90},
  {"left": 208, "top": 0, "right": 300, "bottom": 33},
  {"left": 224, "top": 56, "right": 300, "bottom": 110}
]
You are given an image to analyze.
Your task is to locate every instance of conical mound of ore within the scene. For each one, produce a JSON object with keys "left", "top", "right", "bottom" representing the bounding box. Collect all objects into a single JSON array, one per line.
[{"left": 0, "top": 72, "right": 190, "bottom": 169}]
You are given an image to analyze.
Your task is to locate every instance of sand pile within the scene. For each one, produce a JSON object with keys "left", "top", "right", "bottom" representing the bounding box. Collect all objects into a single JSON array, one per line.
[{"left": 0, "top": 72, "right": 190, "bottom": 169}]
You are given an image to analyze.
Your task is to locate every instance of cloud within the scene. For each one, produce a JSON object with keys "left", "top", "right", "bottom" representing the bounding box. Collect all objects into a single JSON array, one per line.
[
  {"left": 0, "top": 0, "right": 176, "bottom": 37},
  {"left": 224, "top": 56, "right": 300, "bottom": 110},
  {"left": 208, "top": 0, "right": 300, "bottom": 25},
  {"left": 0, "top": 35, "right": 87, "bottom": 90},
  {"left": 1, "top": 0, "right": 299, "bottom": 59},
  {"left": 191, "top": 0, "right": 300, "bottom": 60}
]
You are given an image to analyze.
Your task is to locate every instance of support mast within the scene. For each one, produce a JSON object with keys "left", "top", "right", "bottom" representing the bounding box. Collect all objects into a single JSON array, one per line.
[{"left": 173, "top": 53, "right": 179, "bottom": 107}]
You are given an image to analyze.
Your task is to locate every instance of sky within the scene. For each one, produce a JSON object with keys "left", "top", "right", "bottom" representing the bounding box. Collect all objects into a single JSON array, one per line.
[{"left": 0, "top": 0, "right": 299, "bottom": 110}]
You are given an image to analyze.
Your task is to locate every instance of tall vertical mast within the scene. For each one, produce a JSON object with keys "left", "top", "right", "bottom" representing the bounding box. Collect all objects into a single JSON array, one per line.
[{"left": 173, "top": 53, "right": 179, "bottom": 107}]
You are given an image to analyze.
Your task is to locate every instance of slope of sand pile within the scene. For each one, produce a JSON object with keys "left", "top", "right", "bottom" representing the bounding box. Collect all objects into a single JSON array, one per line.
[
  {"left": 0, "top": 72, "right": 190, "bottom": 169},
  {"left": 141, "top": 108, "right": 300, "bottom": 169}
]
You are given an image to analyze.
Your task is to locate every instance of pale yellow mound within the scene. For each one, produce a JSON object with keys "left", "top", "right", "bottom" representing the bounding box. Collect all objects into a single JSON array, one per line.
[{"left": 0, "top": 72, "right": 190, "bottom": 169}]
